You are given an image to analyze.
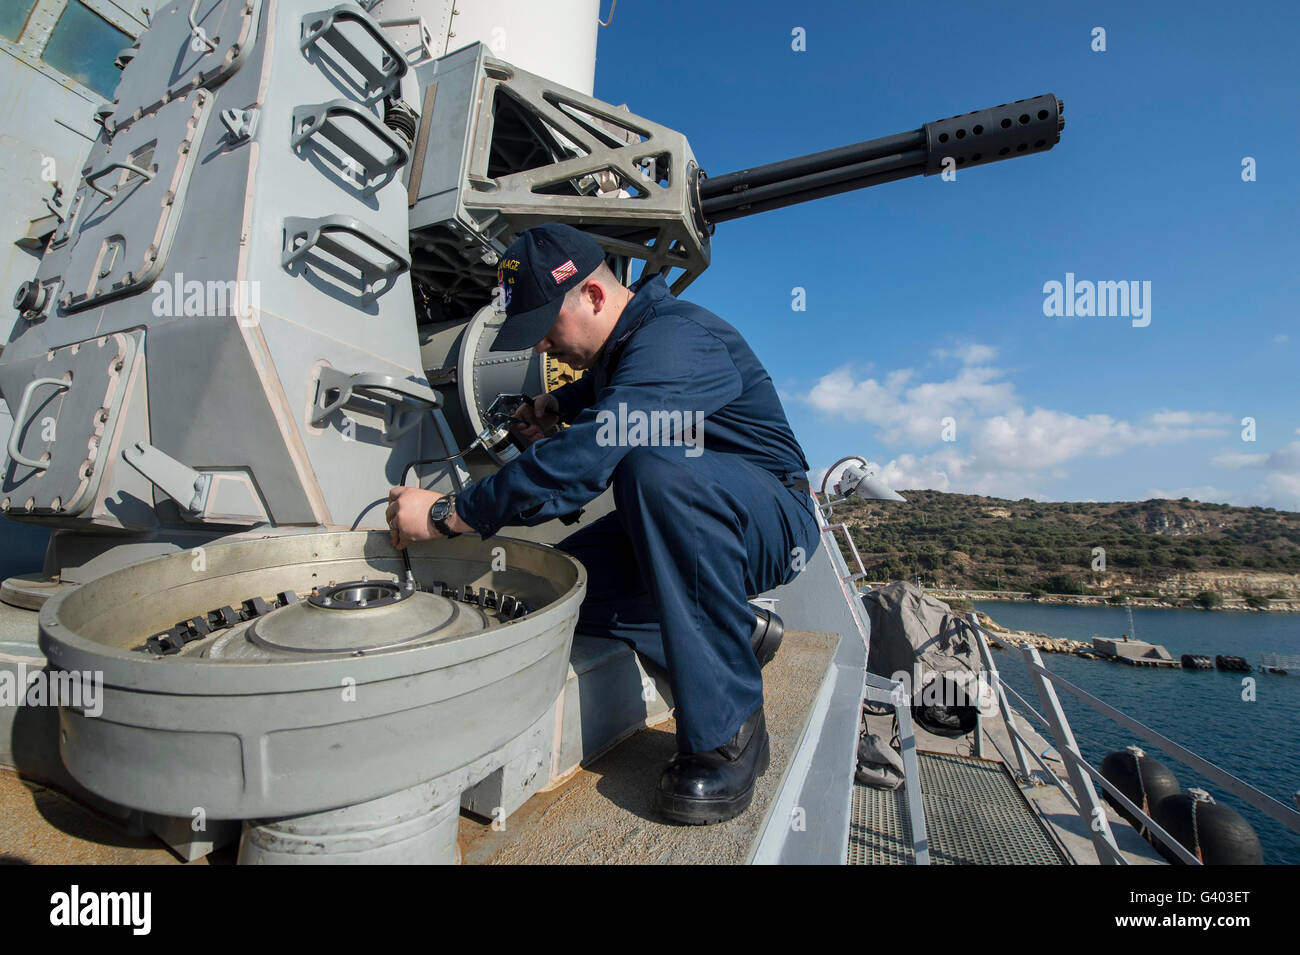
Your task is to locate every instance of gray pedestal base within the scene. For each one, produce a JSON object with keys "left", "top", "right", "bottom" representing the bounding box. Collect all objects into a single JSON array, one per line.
[
  {"left": 239, "top": 781, "right": 464, "bottom": 864},
  {"left": 237, "top": 696, "right": 561, "bottom": 864}
]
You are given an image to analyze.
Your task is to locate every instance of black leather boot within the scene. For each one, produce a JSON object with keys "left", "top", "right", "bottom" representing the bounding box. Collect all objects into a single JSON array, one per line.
[
  {"left": 654, "top": 707, "right": 770, "bottom": 825},
  {"left": 750, "top": 604, "right": 784, "bottom": 667}
]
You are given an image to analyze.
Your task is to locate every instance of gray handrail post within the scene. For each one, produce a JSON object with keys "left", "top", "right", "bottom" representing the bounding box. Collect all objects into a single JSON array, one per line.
[
  {"left": 863, "top": 672, "right": 930, "bottom": 865},
  {"left": 1020, "top": 643, "right": 1125, "bottom": 865},
  {"left": 893, "top": 701, "right": 931, "bottom": 866},
  {"left": 967, "top": 613, "right": 1034, "bottom": 782}
]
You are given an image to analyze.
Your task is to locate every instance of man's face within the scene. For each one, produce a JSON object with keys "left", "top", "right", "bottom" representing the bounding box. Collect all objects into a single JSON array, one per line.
[{"left": 533, "top": 277, "right": 617, "bottom": 370}]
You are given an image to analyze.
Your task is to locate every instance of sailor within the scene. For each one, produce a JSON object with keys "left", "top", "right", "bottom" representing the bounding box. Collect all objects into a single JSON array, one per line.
[{"left": 387, "top": 223, "right": 820, "bottom": 824}]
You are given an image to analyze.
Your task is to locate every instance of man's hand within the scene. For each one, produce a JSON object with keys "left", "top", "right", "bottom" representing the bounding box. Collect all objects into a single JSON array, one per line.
[
  {"left": 511, "top": 393, "right": 560, "bottom": 446},
  {"left": 385, "top": 487, "right": 474, "bottom": 548}
]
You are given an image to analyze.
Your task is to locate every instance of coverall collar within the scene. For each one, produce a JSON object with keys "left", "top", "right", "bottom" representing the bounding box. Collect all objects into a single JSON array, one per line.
[{"left": 595, "top": 273, "right": 671, "bottom": 368}]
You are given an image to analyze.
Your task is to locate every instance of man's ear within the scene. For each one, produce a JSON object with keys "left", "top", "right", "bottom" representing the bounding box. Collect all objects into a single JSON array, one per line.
[{"left": 584, "top": 277, "right": 607, "bottom": 312}]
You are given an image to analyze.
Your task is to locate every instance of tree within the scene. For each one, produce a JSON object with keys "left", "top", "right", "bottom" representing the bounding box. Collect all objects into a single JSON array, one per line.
[
  {"left": 1193, "top": 590, "right": 1222, "bottom": 610},
  {"left": 918, "top": 551, "right": 945, "bottom": 572},
  {"left": 1043, "top": 574, "right": 1090, "bottom": 595}
]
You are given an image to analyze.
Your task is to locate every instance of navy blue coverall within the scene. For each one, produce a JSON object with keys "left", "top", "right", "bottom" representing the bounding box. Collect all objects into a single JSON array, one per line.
[{"left": 456, "top": 273, "right": 821, "bottom": 753}]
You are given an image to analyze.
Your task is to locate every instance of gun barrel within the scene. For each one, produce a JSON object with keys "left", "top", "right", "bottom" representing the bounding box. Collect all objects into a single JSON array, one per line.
[{"left": 698, "top": 94, "right": 1063, "bottom": 224}]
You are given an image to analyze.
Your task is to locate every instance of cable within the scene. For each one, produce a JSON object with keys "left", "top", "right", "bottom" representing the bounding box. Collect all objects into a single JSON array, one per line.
[
  {"left": 400, "top": 393, "right": 535, "bottom": 487},
  {"left": 400, "top": 447, "right": 473, "bottom": 488}
]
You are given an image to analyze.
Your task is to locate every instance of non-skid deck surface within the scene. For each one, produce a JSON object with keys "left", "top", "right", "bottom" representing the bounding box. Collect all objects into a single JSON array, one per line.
[
  {"left": 458, "top": 629, "right": 839, "bottom": 865},
  {"left": 0, "top": 628, "right": 838, "bottom": 865},
  {"left": 849, "top": 751, "right": 1070, "bottom": 865},
  {"left": 0, "top": 772, "right": 208, "bottom": 865}
]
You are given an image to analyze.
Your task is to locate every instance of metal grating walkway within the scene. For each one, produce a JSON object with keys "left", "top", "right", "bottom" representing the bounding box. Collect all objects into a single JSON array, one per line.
[{"left": 849, "top": 752, "right": 1070, "bottom": 865}]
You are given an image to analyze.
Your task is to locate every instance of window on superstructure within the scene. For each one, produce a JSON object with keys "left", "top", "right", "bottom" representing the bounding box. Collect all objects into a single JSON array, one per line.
[
  {"left": 41, "top": 1, "right": 129, "bottom": 97},
  {"left": 0, "top": 0, "right": 40, "bottom": 41}
]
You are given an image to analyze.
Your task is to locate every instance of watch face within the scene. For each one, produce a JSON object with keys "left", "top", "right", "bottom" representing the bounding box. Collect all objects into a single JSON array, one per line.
[{"left": 432, "top": 496, "right": 453, "bottom": 519}]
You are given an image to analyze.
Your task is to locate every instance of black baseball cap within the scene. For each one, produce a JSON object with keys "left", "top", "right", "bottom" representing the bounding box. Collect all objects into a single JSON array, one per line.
[{"left": 490, "top": 223, "right": 607, "bottom": 352}]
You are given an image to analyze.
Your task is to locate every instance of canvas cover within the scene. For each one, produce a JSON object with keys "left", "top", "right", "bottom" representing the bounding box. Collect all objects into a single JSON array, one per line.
[
  {"left": 862, "top": 582, "right": 977, "bottom": 684},
  {"left": 861, "top": 582, "right": 980, "bottom": 737}
]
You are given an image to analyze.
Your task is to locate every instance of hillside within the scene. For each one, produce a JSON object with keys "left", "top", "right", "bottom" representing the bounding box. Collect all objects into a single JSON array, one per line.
[{"left": 832, "top": 491, "right": 1300, "bottom": 603}]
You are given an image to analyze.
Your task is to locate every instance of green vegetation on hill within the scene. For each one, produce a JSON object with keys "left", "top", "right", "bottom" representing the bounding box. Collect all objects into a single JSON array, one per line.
[{"left": 831, "top": 490, "right": 1300, "bottom": 595}]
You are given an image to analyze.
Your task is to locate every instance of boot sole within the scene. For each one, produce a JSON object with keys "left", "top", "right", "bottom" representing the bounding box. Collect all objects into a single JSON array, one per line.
[{"left": 653, "top": 738, "right": 771, "bottom": 826}]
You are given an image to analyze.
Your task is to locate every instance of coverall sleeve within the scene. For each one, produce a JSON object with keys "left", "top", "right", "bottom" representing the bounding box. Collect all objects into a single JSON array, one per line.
[
  {"left": 549, "top": 373, "right": 597, "bottom": 424},
  {"left": 455, "top": 314, "right": 743, "bottom": 538}
]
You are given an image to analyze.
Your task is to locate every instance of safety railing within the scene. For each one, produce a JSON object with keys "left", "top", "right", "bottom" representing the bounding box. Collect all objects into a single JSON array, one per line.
[
  {"left": 863, "top": 671, "right": 930, "bottom": 865},
  {"left": 964, "top": 612, "right": 1300, "bottom": 865}
]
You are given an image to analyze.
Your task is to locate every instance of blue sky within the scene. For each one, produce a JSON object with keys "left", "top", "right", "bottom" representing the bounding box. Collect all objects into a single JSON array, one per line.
[{"left": 592, "top": 0, "right": 1299, "bottom": 509}]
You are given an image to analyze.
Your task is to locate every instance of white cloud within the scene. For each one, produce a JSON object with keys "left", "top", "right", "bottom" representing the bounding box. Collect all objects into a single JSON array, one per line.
[
  {"left": 1214, "top": 442, "right": 1300, "bottom": 473},
  {"left": 1149, "top": 410, "right": 1234, "bottom": 428},
  {"left": 804, "top": 363, "right": 1016, "bottom": 445},
  {"left": 1201, "top": 442, "right": 1300, "bottom": 510},
  {"left": 1261, "top": 471, "right": 1300, "bottom": 508},
  {"left": 974, "top": 408, "right": 1135, "bottom": 471},
  {"left": 932, "top": 343, "right": 998, "bottom": 365},
  {"left": 1211, "top": 451, "right": 1269, "bottom": 469},
  {"left": 1147, "top": 480, "right": 1300, "bottom": 511},
  {"left": 798, "top": 346, "right": 1238, "bottom": 501}
]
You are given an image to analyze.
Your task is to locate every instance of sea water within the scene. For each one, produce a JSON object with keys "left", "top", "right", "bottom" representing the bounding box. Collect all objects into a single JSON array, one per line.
[{"left": 974, "top": 600, "right": 1300, "bottom": 864}]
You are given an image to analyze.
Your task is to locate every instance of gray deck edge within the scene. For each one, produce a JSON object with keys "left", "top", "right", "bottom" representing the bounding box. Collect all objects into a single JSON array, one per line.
[
  {"left": 748, "top": 539, "right": 872, "bottom": 864},
  {"left": 754, "top": 522, "right": 872, "bottom": 864},
  {"left": 748, "top": 633, "right": 843, "bottom": 863}
]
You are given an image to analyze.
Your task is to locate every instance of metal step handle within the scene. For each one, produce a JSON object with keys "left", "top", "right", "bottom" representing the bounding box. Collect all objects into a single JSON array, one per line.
[
  {"left": 300, "top": 5, "right": 407, "bottom": 99},
  {"left": 291, "top": 99, "right": 410, "bottom": 185},
  {"left": 6, "top": 376, "right": 70, "bottom": 470},
  {"left": 312, "top": 368, "right": 438, "bottom": 441},
  {"left": 84, "top": 160, "right": 156, "bottom": 199},
  {"left": 282, "top": 214, "right": 410, "bottom": 293}
]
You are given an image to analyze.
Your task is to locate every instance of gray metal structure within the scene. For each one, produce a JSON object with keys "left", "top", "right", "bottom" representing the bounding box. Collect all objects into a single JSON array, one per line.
[
  {"left": 0, "top": 1, "right": 149, "bottom": 301},
  {"left": 0, "top": 0, "right": 1143, "bottom": 866},
  {"left": 41, "top": 530, "right": 585, "bottom": 862},
  {"left": 4, "top": 0, "right": 454, "bottom": 592}
]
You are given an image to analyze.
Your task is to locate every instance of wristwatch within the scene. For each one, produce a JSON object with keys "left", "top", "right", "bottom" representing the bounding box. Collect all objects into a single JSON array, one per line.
[{"left": 428, "top": 493, "right": 461, "bottom": 538}]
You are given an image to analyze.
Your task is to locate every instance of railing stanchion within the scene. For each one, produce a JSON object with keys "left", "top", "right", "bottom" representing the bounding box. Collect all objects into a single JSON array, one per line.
[
  {"left": 967, "top": 613, "right": 1034, "bottom": 782},
  {"left": 864, "top": 673, "right": 930, "bottom": 865},
  {"left": 1020, "top": 643, "right": 1125, "bottom": 864}
]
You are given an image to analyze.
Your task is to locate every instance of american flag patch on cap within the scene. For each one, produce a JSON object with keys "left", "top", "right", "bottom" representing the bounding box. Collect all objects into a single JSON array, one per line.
[{"left": 551, "top": 260, "right": 578, "bottom": 284}]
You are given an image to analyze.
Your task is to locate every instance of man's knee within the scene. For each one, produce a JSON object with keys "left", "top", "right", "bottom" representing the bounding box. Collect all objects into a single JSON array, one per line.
[{"left": 612, "top": 445, "right": 690, "bottom": 502}]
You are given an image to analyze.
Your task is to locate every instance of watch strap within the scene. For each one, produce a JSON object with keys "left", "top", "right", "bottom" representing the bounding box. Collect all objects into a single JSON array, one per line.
[{"left": 429, "top": 495, "right": 461, "bottom": 538}]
